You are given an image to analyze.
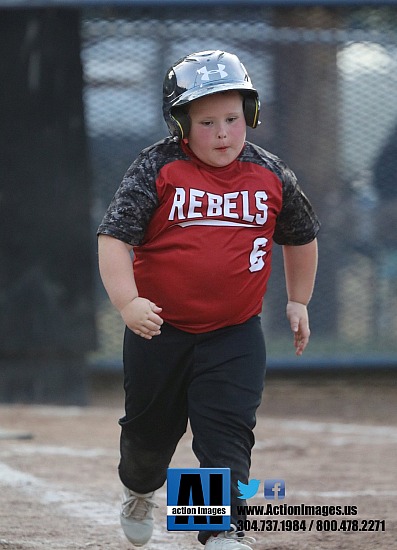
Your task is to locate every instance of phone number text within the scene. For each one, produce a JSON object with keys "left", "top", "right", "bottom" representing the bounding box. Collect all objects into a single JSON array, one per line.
[{"left": 237, "top": 519, "right": 386, "bottom": 532}]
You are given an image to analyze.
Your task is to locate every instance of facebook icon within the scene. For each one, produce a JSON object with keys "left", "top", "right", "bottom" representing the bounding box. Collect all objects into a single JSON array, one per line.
[{"left": 264, "top": 479, "right": 286, "bottom": 500}]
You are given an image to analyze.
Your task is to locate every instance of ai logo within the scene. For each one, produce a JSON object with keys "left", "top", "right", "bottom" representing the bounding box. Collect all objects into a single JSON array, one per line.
[
  {"left": 167, "top": 468, "right": 231, "bottom": 531},
  {"left": 197, "top": 64, "right": 228, "bottom": 81}
]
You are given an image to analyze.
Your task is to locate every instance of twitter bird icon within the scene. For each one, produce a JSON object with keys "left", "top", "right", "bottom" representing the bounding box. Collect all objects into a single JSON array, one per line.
[{"left": 237, "top": 479, "right": 260, "bottom": 499}]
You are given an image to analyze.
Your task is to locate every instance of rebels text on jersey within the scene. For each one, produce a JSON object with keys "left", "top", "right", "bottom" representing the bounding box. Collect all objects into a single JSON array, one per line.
[{"left": 98, "top": 137, "right": 320, "bottom": 333}]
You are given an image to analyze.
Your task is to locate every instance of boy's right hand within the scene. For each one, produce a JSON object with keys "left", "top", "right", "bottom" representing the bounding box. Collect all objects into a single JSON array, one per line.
[{"left": 120, "top": 297, "right": 163, "bottom": 340}]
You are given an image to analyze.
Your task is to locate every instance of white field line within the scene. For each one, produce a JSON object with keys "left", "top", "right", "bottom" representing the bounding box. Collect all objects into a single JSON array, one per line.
[
  {"left": 0, "top": 460, "right": 118, "bottom": 525},
  {"left": 0, "top": 444, "right": 115, "bottom": 458},
  {"left": 277, "top": 419, "right": 397, "bottom": 439},
  {"left": 0, "top": 461, "right": 190, "bottom": 548},
  {"left": 276, "top": 419, "right": 397, "bottom": 447},
  {"left": 255, "top": 419, "right": 397, "bottom": 450}
]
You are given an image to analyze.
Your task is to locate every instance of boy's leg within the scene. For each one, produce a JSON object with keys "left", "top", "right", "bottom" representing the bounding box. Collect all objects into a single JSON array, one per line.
[
  {"left": 119, "top": 323, "right": 195, "bottom": 493},
  {"left": 187, "top": 316, "right": 266, "bottom": 545}
]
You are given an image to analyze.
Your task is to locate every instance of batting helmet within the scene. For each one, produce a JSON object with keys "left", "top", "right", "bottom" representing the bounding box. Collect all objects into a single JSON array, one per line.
[{"left": 163, "top": 50, "right": 260, "bottom": 139}]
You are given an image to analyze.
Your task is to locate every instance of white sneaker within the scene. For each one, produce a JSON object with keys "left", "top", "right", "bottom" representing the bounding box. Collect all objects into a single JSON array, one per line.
[
  {"left": 120, "top": 485, "right": 158, "bottom": 547},
  {"left": 204, "top": 527, "right": 255, "bottom": 550}
]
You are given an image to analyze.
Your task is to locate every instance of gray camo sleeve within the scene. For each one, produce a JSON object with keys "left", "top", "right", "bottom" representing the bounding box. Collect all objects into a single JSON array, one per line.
[
  {"left": 273, "top": 161, "right": 320, "bottom": 246},
  {"left": 97, "top": 151, "right": 159, "bottom": 246}
]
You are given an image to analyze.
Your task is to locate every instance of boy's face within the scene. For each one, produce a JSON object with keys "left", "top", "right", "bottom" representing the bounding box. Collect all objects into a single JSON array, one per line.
[{"left": 186, "top": 91, "right": 246, "bottom": 168}]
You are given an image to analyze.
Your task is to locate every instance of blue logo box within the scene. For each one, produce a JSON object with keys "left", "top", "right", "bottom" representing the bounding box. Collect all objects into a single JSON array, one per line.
[{"left": 167, "top": 468, "right": 231, "bottom": 531}]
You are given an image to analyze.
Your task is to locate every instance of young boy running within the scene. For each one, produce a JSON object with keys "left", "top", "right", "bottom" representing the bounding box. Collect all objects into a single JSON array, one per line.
[{"left": 98, "top": 50, "right": 320, "bottom": 549}]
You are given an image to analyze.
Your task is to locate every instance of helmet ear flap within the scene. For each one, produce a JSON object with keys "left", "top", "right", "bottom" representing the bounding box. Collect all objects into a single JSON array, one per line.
[
  {"left": 170, "top": 107, "right": 190, "bottom": 140},
  {"left": 243, "top": 95, "right": 260, "bottom": 128}
]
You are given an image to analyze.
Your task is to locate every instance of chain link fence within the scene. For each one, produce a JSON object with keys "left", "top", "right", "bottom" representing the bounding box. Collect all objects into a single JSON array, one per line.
[{"left": 82, "top": 5, "right": 397, "bottom": 369}]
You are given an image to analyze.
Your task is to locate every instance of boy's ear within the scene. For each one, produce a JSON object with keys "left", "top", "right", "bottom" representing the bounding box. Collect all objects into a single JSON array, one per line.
[{"left": 171, "top": 107, "right": 190, "bottom": 139}]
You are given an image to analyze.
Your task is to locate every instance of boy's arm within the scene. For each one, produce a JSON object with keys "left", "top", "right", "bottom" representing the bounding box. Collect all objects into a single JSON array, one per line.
[
  {"left": 282, "top": 238, "right": 318, "bottom": 356},
  {"left": 98, "top": 234, "right": 163, "bottom": 339}
]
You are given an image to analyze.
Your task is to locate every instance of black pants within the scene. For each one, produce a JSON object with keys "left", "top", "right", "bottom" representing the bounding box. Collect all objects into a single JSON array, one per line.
[{"left": 119, "top": 315, "right": 266, "bottom": 544}]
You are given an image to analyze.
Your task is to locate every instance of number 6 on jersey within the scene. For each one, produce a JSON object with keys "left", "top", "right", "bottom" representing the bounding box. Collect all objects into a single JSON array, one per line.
[{"left": 249, "top": 237, "right": 268, "bottom": 272}]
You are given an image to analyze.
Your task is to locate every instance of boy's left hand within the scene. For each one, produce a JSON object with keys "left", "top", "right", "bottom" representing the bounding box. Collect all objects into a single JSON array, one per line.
[{"left": 286, "top": 301, "right": 311, "bottom": 356}]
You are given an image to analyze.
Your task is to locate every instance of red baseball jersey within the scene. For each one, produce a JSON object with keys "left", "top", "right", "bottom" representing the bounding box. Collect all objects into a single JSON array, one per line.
[{"left": 98, "top": 137, "right": 320, "bottom": 333}]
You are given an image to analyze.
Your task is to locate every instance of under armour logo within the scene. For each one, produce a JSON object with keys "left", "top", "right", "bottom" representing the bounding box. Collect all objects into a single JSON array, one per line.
[{"left": 197, "top": 64, "right": 228, "bottom": 82}]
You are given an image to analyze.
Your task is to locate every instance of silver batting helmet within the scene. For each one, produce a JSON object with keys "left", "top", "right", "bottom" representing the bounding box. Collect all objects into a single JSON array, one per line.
[{"left": 163, "top": 50, "right": 260, "bottom": 139}]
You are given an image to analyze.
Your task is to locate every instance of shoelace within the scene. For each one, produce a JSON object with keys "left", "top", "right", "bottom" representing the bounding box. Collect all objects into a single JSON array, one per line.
[
  {"left": 224, "top": 527, "right": 256, "bottom": 546},
  {"left": 121, "top": 492, "right": 158, "bottom": 520}
]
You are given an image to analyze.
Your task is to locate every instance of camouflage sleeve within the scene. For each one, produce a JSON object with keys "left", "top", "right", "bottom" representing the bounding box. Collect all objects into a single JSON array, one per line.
[
  {"left": 241, "top": 143, "right": 320, "bottom": 245},
  {"left": 272, "top": 161, "right": 320, "bottom": 246},
  {"left": 97, "top": 149, "right": 159, "bottom": 246}
]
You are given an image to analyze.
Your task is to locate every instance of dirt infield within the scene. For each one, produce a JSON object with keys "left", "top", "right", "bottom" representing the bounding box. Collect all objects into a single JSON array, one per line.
[{"left": 0, "top": 371, "right": 396, "bottom": 549}]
